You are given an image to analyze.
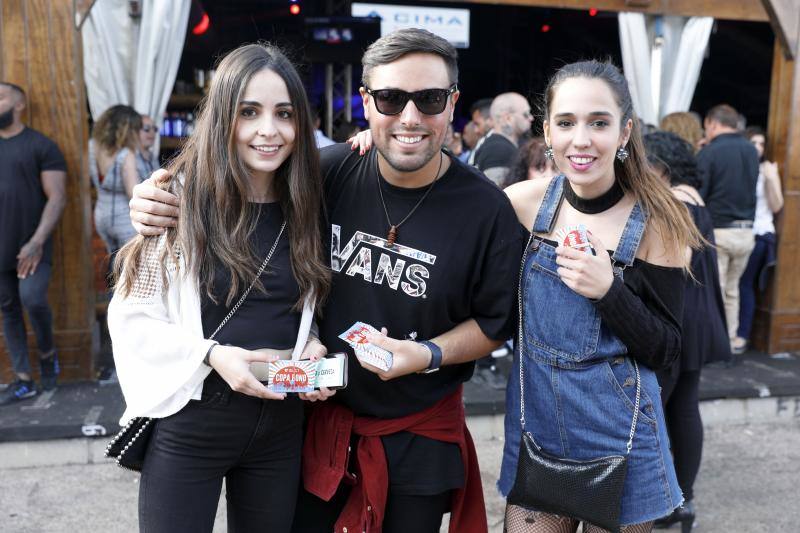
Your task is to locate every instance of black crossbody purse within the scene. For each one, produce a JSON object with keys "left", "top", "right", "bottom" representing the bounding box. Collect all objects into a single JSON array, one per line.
[
  {"left": 507, "top": 232, "right": 641, "bottom": 533},
  {"left": 105, "top": 222, "right": 286, "bottom": 471}
]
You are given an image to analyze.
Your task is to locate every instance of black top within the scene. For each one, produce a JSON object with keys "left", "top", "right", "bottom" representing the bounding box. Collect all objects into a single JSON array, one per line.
[
  {"left": 473, "top": 133, "right": 518, "bottom": 171},
  {"left": 539, "top": 237, "right": 686, "bottom": 371},
  {"left": 200, "top": 203, "right": 301, "bottom": 350},
  {"left": 696, "top": 133, "right": 759, "bottom": 227},
  {"left": 665, "top": 203, "right": 731, "bottom": 377},
  {"left": 0, "top": 127, "right": 66, "bottom": 271},
  {"left": 320, "top": 143, "right": 524, "bottom": 494}
]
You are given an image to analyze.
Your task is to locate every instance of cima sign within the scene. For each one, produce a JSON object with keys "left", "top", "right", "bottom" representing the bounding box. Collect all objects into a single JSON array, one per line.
[{"left": 352, "top": 3, "right": 471, "bottom": 48}]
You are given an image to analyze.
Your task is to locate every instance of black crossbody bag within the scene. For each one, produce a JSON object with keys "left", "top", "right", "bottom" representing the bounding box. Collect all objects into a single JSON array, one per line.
[
  {"left": 507, "top": 232, "right": 640, "bottom": 533},
  {"left": 105, "top": 222, "right": 286, "bottom": 471}
]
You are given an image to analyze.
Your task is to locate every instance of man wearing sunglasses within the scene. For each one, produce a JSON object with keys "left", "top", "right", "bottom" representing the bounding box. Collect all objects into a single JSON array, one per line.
[
  {"left": 294, "top": 28, "right": 522, "bottom": 533},
  {"left": 128, "top": 28, "right": 522, "bottom": 533}
]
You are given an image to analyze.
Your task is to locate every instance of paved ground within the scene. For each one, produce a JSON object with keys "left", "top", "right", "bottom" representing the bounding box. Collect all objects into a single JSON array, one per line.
[{"left": 1, "top": 420, "right": 798, "bottom": 533}]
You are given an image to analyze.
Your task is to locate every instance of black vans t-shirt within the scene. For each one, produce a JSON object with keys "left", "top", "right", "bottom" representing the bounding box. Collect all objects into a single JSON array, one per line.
[
  {"left": 319, "top": 143, "right": 524, "bottom": 493},
  {"left": 0, "top": 127, "right": 66, "bottom": 271}
]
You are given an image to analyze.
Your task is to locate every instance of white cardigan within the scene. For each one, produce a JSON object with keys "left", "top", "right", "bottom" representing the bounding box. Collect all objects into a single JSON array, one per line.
[{"left": 108, "top": 234, "right": 315, "bottom": 425}]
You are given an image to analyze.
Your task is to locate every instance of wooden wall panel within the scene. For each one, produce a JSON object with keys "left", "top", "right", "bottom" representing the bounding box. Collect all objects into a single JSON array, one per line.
[
  {"left": 0, "top": 0, "right": 94, "bottom": 382},
  {"left": 759, "top": 35, "right": 800, "bottom": 353}
]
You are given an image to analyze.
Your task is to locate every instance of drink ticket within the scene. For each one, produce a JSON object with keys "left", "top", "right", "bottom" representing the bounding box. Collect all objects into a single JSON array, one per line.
[
  {"left": 339, "top": 322, "right": 394, "bottom": 371},
  {"left": 266, "top": 360, "right": 317, "bottom": 393},
  {"left": 554, "top": 224, "right": 594, "bottom": 254},
  {"left": 256, "top": 355, "right": 348, "bottom": 392}
]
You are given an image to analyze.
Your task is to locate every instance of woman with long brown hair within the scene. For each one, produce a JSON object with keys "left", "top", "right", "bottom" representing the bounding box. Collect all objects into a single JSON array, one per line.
[
  {"left": 108, "top": 43, "right": 330, "bottom": 532},
  {"left": 499, "top": 60, "right": 701, "bottom": 532}
]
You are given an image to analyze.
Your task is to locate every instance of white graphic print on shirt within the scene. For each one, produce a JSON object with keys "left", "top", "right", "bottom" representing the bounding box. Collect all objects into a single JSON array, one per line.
[{"left": 330, "top": 224, "right": 437, "bottom": 298}]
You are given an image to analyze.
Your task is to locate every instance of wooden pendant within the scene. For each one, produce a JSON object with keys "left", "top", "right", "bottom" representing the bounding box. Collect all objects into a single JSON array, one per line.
[{"left": 387, "top": 225, "right": 398, "bottom": 246}]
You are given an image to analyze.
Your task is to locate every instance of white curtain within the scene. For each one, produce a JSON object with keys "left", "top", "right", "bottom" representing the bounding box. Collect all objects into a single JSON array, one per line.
[
  {"left": 618, "top": 13, "right": 714, "bottom": 125},
  {"left": 133, "top": 1, "right": 191, "bottom": 124},
  {"left": 661, "top": 17, "right": 714, "bottom": 116},
  {"left": 618, "top": 13, "right": 656, "bottom": 125},
  {"left": 82, "top": 0, "right": 136, "bottom": 120},
  {"left": 82, "top": 0, "right": 190, "bottom": 153}
]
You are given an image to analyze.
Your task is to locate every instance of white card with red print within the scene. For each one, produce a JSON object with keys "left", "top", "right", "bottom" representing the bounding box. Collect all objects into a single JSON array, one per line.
[
  {"left": 339, "top": 322, "right": 394, "bottom": 371},
  {"left": 554, "top": 224, "right": 594, "bottom": 254},
  {"left": 257, "top": 354, "right": 348, "bottom": 392}
]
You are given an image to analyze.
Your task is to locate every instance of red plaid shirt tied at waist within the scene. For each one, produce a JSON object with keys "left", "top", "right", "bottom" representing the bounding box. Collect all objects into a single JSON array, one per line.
[{"left": 302, "top": 385, "right": 487, "bottom": 533}]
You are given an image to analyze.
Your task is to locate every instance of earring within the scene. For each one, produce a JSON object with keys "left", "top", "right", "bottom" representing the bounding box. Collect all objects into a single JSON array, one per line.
[
  {"left": 616, "top": 146, "right": 629, "bottom": 162},
  {"left": 544, "top": 147, "right": 554, "bottom": 160}
]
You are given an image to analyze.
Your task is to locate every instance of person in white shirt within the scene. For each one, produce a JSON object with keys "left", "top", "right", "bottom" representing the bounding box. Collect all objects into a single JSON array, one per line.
[
  {"left": 108, "top": 43, "right": 331, "bottom": 533},
  {"left": 733, "top": 126, "right": 784, "bottom": 353}
]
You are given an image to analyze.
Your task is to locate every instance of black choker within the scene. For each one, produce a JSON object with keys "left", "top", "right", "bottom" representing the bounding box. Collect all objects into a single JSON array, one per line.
[{"left": 564, "top": 179, "right": 625, "bottom": 214}]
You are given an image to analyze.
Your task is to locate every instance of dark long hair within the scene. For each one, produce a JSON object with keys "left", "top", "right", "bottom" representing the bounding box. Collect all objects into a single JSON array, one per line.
[
  {"left": 543, "top": 60, "right": 701, "bottom": 259},
  {"left": 115, "top": 43, "right": 330, "bottom": 308},
  {"left": 643, "top": 131, "right": 702, "bottom": 189}
]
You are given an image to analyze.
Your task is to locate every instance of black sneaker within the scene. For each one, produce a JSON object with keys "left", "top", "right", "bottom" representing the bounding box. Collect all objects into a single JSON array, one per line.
[
  {"left": 40, "top": 353, "right": 60, "bottom": 391},
  {"left": 0, "top": 379, "right": 38, "bottom": 406}
]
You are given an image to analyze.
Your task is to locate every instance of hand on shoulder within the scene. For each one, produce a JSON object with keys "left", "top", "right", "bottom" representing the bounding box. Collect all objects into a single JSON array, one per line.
[
  {"left": 504, "top": 176, "right": 555, "bottom": 230},
  {"left": 129, "top": 169, "right": 180, "bottom": 235}
]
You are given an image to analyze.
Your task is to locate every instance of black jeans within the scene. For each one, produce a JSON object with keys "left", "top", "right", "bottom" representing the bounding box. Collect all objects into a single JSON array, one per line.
[
  {"left": 0, "top": 265, "right": 54, "bottom": 376},
  {"left": 292, "top": 482, "right": 452, "bottom": 532},
  {"left": 139, "top": 372, "right": 304, "bottom": 533}
]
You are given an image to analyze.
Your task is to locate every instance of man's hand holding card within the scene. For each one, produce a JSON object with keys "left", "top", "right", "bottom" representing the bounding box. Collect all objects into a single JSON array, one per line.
[{"left": 340, "top": 322, "right": 433, "bottom": 380}]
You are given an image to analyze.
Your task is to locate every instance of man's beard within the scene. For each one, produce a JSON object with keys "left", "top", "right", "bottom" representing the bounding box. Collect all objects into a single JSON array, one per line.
[
  {"left": 375, "top": 130, "right": 442, "bottom": 174},
  {"left": 0, "top": 107, "right": 13, "bottom": 129}
]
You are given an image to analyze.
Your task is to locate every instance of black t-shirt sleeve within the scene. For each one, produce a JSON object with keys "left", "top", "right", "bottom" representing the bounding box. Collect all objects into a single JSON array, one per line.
[
  {"left": 321, "top": 143, "right": 356, "bottom": 199},
  {"left": 696, "top": 147, "right": 712, "bottom": 200},
  {"left": 594, "top": 264, "right": 684, "bottom": 370},
  {"left": 474, "top": 138, "right": 517, "bottom": 172},
  {"left": 469, "top": 200, "right": 526, "bottom": 340},
  {"left": 38, "top": 137, "right": 67, "bottom": 172}
]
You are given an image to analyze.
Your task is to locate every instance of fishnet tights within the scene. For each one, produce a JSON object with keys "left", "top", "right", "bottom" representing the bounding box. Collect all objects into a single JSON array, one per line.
[{"left": 504, "top": 505, "right": 654, "bottom": 533}]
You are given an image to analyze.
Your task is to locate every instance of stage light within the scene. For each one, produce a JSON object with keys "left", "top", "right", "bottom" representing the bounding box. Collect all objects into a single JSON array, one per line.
[
  {"left": 290, "top": 4, "right": 300, "bottom": 15},
  {"left": 589, "top": 8, "right": 598, "bottom": 16},
  {"left": 541, "top": 24, "right": 551, "bottom": 33},
  {"left": 192, "top": 12, "right": 210, "bottom": 35}
]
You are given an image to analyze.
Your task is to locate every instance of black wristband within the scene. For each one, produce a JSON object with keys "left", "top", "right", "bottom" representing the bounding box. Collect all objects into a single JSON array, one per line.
[
  {"left": 202, "top": 342, "right": 218, "bottom": 367},
  {"left": 418, "top": 340, "right": 443, "bottom": 373}
]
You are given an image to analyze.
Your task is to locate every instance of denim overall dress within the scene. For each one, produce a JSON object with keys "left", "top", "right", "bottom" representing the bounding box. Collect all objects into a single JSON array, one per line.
[{"left": 498, "top": 175, "right": 682, "bottom": 525}]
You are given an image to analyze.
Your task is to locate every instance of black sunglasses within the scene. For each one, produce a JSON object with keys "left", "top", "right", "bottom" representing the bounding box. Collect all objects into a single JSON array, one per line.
[{"left": 365, "top": 85, "right": 457, "bottom": 116}]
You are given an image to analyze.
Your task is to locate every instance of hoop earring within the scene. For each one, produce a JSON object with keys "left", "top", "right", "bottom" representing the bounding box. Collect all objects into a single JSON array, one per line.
[
  {"left": 544, "top": 147, "right": 554, "bottom": 160},
  {"left": 616, "top": 146, "right": 629, "bottom": 162}
]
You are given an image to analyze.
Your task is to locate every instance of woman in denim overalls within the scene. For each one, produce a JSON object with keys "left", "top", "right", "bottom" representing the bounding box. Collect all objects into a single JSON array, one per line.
[{"left": 499, "top": 61, "right": 702, "bottom": 532}]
